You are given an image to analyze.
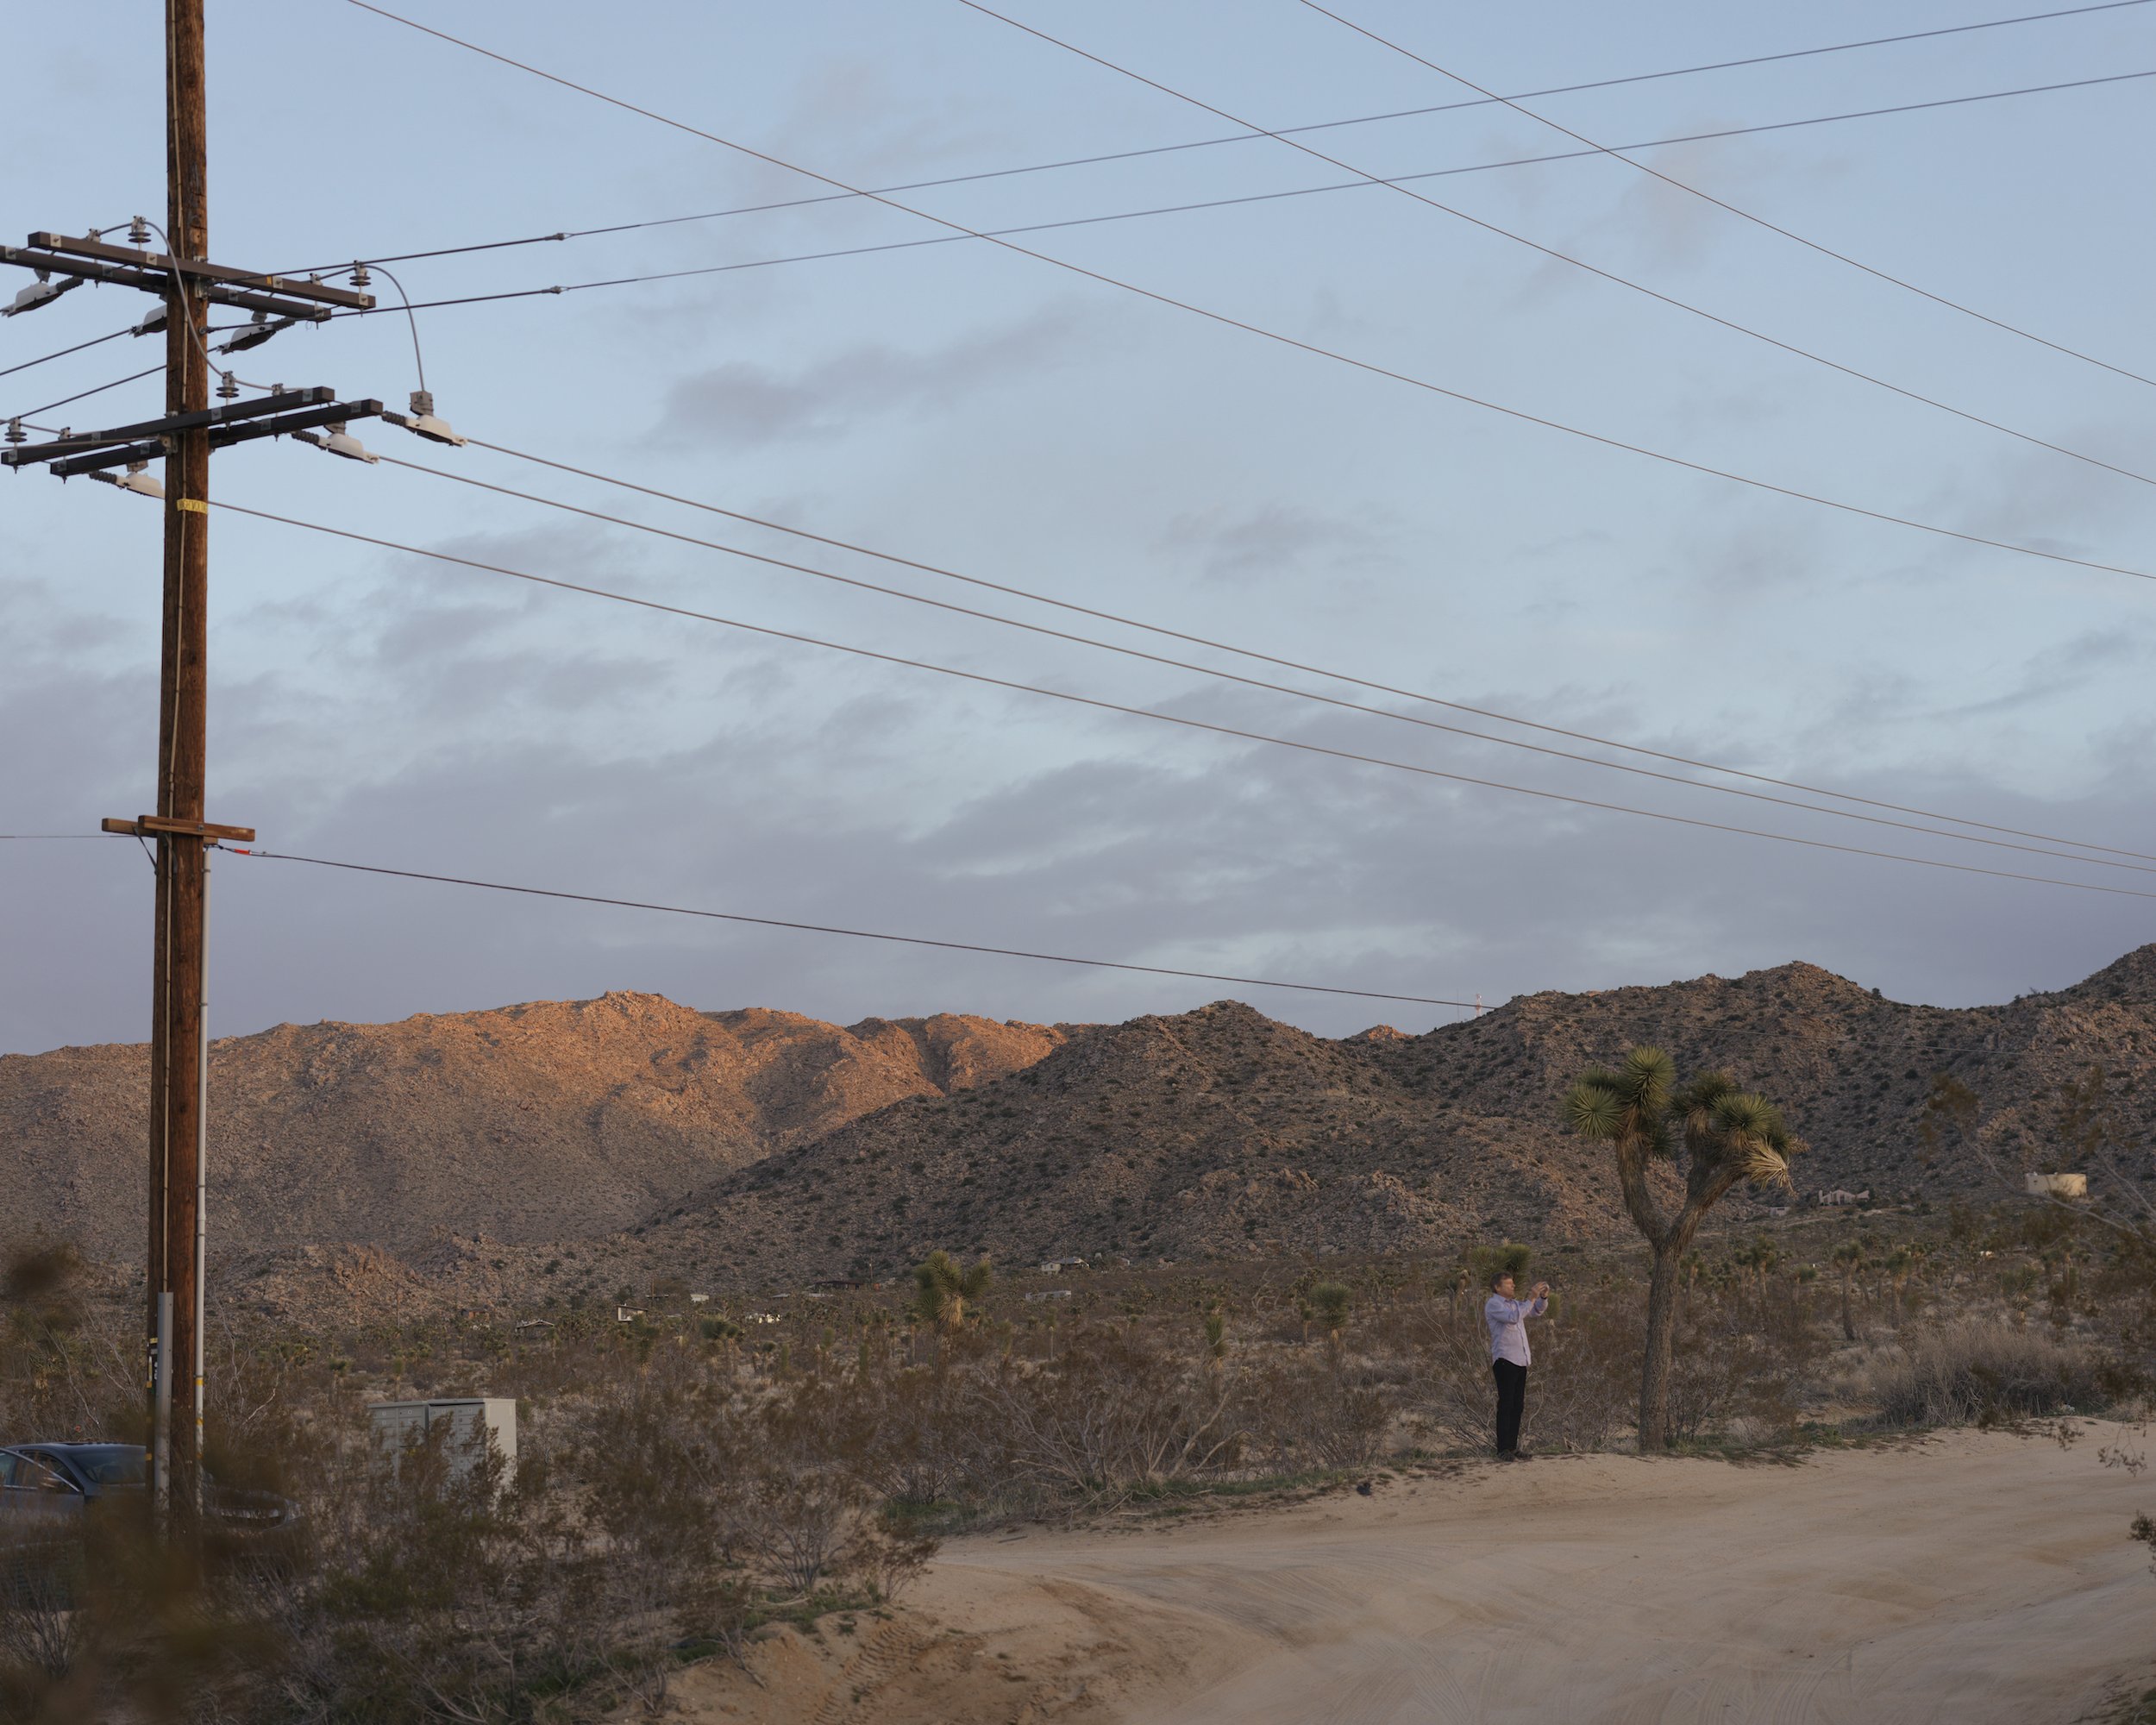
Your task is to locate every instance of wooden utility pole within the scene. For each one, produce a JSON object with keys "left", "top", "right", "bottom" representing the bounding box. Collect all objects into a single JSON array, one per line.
[
  {"left": 0, "top": 9, "right": 376, "bottom": 1529},
  {"left": 152, "top": 0, "right": 212, "bottom": 1509}
]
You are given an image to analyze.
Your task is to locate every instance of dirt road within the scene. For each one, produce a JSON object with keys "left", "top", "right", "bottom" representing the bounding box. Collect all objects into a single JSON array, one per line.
[{"left": 664, "top": 1426, "right": 2154, "bottom": 1723}]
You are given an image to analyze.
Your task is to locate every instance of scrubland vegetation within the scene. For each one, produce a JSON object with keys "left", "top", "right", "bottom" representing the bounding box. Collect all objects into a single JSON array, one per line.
[{"left": 2, "top": 1193, "right": 2150, "bottom": 1722}]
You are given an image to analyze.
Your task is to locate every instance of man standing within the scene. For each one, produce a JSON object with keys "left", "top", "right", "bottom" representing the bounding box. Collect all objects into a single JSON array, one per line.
[{"left": 1484, "top": 1269, "right": 1550, "bottom": 1458}]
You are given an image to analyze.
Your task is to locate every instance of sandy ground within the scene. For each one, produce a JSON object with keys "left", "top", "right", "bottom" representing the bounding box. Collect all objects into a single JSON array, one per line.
[{"left": 658, "top": 1425, "right": 2154, "bottom": 1724}]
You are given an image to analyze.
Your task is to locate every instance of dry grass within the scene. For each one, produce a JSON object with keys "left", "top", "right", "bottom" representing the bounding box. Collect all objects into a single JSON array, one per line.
[{"left": 1856, "top": 1318, "right": 2110, "bottom": 1427}]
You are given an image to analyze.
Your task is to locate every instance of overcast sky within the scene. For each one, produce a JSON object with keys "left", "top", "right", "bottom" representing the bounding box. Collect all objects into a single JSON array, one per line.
[{"left": 5, "top": 0, "right": 2154, "bottom": 1055}]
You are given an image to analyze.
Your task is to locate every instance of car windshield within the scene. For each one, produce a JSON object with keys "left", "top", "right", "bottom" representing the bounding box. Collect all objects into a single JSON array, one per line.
[{"left": 67, "top": 1446, "right": 148, "bottom": 1485}]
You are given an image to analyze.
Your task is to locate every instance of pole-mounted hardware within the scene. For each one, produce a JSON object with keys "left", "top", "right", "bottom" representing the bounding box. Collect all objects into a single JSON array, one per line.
[{"left": 101, "top": 816, "right": 257, "bottom": 844}]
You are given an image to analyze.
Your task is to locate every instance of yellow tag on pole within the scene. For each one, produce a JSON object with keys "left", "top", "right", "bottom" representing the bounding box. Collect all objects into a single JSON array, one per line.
[{"left": 177, "top": 498, "right": 208, "bottom": 514}]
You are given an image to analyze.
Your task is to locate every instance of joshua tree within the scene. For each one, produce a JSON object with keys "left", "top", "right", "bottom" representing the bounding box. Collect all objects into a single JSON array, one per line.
[
  {"left": 1883, "top": 1245, "right": 1917, "bottom": 1322},
  {"left": 1832, "top": 1241, "right": 1865, "bottom": 1341},
  {"left": 1202, "top": 1305, "right": 1228, "bottom": 1387},
  {"left": 1564, "top": 1047, "right": 1800, "bottom": 1451},
  {"left": 1305, "top": 1282, "right": 1351, "bottom": 1359},
  {"left": 1918, "top": 1072, "right": 1979, "bottom": 1170},
  {"left": 912, "top": 1251, "right": 992, "bottom": 1333},
  {"left": 1469, "top": 1241, "right": 1533, "bottom": 1293}
]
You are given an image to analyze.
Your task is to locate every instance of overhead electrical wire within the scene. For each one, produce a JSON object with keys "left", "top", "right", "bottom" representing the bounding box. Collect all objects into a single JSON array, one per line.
[
  {"left": 293, "top": 0, "right": 2155, "bottom": 272},
  {"left": 1294, "top": 0, "right": 2156, "bottom": 391},
  {"left": 334, "top": 4, "right": 2156, "bottom": 591},
  {"left": 216, "top": 845, "right": 1481, "bottom": 1009},
  {"left": 205, "top": 496, "right": 2156, "bottom": 904},
  {"left": 954, "top": 0, "right": 2156, "bottom": 486},
  {"left": 0, "top": 325, "right": 130, "bottom": 382},
  {"left": 453, "top": 436, "right": 2156, "bottom": 865},
  {"left": 304, "top": 70, "right": 2154, "bottom": 295},
  {"left": 363, "top": 438, "right": 2156, "bottom": 877},
  {"left": 6, "top": 362, "right": 164, "bottom": 425}
]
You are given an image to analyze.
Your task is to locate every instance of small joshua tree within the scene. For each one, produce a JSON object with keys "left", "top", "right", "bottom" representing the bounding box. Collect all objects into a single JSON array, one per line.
[
  {"left": 912, "top": 1251, "right": 992, "bottom": 1334},
  {"left": 1202, "top": 1304, "right": 1228, "bottom": 1387},
  {"left": 1305, "top": 1282, "right": 1351, "bottom": 1362},
  {"left": 1564, "top": 1047, "right": 1800, "bottom": 1451},
  {"left": 1832, "top": 1241, "right": 1865, "bottom": 1342}
]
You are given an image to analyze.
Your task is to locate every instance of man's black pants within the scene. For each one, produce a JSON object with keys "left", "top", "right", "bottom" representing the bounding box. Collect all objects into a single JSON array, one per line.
[{"left": 1492, "top": 1358, "right": 1528, "bottom": 1454}]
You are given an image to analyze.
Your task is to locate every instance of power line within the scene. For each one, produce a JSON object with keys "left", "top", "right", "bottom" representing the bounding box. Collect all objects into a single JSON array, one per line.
[
  {"left": 0, "top": 324, "right": 130, "bottom": 381},
  {"left": 956, "top": 1, "right": 2156, "bottom": 487},
  {"left": 366, "top": 437, "right": 2156, "bottom": 877},
  {"left": 292, "top": 1, "right": 2155, "bottom": 271},
  {"left": 8, "top": 362, "right": 163, "bottom": 424},
  {"left": 458, "top": 436, "right": 2156, "bottom": 864},
  {"left": 305, "top": 69, "right": 2155, "bottom": 295},
  {"left": 207, "top": 496, "right": 2156, "bottom": 903},
  {"left": 1297, "top": 0, "right": 2156, "bottom": 392},
  {"left": 218, "top": 845, "right": 1481, "bottom": 1008},
  {"left": 333, "top": 6, "right": 2156, "bottom": 591}
]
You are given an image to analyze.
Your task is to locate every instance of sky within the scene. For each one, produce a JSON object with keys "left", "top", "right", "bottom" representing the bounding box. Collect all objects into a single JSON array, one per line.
[{"left": 3, "top": 0, "right": 2154, "bottom": 1055}]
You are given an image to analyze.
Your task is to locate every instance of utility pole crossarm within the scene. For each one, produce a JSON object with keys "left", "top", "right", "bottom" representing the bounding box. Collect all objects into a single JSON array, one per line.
[
  {"left": 2, "top": 386, "right": 339, "bottom": 464},
  {"left": 27, "top": 232, "right": 374, "bottom": 309},
  {"left": 46, "top": 399, "right": 384, "bottom": 478},
  {"left": 102, "top": 816, "right": 255, "bottom": 843},
  {"left": 0, "top": 243, "right": 336, "bottom": 323}
]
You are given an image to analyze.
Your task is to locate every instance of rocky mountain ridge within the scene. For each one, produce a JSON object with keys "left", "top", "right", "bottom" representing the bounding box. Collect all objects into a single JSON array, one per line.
[
  {"left": 0, "top": 993, "right": 1063, "bottom": 1258},
  {"left": 632, "top": 950, "right": 2156, "bottom": 1285},
  {"left": 7, "top": 949, "right": 2153, "bottom": 1286}
]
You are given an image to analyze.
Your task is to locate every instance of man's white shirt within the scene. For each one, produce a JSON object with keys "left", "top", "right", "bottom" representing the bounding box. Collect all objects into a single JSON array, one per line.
[{"left": 1484, "top": 1293, "right": 1547, "bottom": 1366}]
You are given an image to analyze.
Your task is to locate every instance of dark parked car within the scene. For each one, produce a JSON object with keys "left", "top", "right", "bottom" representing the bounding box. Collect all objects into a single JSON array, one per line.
[{"left": 0, "top": 1443, "right": 295, "bottom": 1533}]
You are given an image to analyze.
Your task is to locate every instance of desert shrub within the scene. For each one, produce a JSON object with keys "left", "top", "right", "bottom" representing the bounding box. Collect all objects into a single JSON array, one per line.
[
  {"left": 0, "top": 1241, "right": 137, "bottom": 1443},
  {"left": 1664, "top": 1320, "right": 1802, "bottom": 1447},
  {"left": 853, "top": 1361, "right": 999, "bottom": 1509},
  {"left": 262, "top": 1416, "right": 618, "bottom": 1722},
  {"left": 982, "top": 1327, "right": 1233, "bottom": 1502},
  {"left": 1861, "top": 1319, "right": 2110, "bottom": 1427},
  {"left": 1238, "top": 1356, "right": 1388, "bottom": 1470}
]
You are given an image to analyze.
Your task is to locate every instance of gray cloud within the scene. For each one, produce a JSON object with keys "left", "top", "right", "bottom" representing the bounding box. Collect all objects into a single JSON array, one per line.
[
  {"left": 1158, "top": 502, "right": 1397, "bottom": 586},
  {"left": 652, "top": 304, "right": 1099, "bottom": 449}
]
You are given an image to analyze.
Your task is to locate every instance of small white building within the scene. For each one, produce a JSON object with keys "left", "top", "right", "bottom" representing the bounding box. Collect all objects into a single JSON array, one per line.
[
  {"left": 368, "top": 1397, "right": 517, "bottom": 1486},
  {"left": 1037, "top": 1257, "right": 1087, "bottom": 1273},
  {"left": 1814, "top": 1189, "right": 1871, "bottom": 1208},
  {"left": 2025, "top": 1171, "right": 2089, "bottom": 1199}
]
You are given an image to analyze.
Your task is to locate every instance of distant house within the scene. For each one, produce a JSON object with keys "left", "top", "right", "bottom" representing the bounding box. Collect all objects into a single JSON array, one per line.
[
  {"left": 743, "top": 1312, "right": 780, "bottom": 1326},
  {"left": 1037, "top": 1257, "right": 1087, "bottom": 1273},
  {"left": 513, "top": 1318, "right": 554, "bottom": 1333},
  {"left": 2025, "top": 1171, "right": 2089, "bottom": 1199},
  {"left": 614, "top": 1306, "right": 645, "bottom": 1323},
  {"left": 688, "top": 1292, "right": 711, "bottom": 1305},
  {"left": 811, "top": 1277, "right": 865, "bottom": 1291},
  {"left": 1814, "top": 1189, "right": 1871, "bottom": 1208}
]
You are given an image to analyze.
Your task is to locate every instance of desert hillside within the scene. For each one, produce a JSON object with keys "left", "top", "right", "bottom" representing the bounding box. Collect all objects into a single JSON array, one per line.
[
  {"left": 0, "top": 993, "right": 1064, "bottom": 1255},
  {"left": 633, "top": 949, "right": 2156, "bottom": 1285},
  {"left": 8, "top": 948, "right": 2153, "bottom": 1280}
]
